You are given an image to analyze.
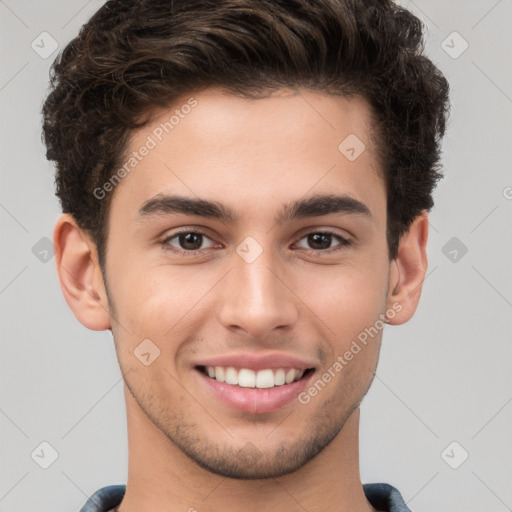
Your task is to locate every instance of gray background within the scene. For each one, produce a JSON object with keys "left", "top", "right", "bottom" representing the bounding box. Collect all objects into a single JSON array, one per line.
[{"left": 1, "top": 0, "right": 511, "bottom": 511}]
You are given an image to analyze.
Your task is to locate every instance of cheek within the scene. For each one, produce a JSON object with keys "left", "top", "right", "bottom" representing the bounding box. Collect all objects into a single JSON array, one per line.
[
  {"left": 109, "top": 261, "right": 216, "bottom": 343},
  {"left": 297, "top": 260, "right": 389, "bottom": 338}
]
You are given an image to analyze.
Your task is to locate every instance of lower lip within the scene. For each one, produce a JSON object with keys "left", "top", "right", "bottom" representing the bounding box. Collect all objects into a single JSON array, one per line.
[{"left": 196, "top": 369, "right": 314, "bottom": 414}]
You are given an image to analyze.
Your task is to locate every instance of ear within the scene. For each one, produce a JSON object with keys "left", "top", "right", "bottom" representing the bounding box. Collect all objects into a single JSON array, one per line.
[
  {"left": 385, "top": 211, "right": 429, "bottom": 325},
  {"left": 53, "top": 213, "right": 111, "bottom": 331}
]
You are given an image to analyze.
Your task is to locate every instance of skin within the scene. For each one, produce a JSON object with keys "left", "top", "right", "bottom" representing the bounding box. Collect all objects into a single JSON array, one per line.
[{"left": 54, "top": 87, "right": 428, "bottom": 512}]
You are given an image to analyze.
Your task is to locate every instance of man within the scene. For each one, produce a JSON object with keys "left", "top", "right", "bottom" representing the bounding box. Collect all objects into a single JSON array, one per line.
[{"left": 42, "top": 0, "right": 449, "bottom": 511}]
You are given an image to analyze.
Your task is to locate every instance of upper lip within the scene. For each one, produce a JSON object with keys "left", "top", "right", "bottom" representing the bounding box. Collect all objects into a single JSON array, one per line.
[{"left": 194, "top": 351, "right": 316, "bottom": 372}]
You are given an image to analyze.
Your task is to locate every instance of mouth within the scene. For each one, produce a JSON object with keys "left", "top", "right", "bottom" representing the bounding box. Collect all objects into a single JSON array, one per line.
[
  {"left": 195, "top": 365, "right": 315, "bottom": 389},
  {"left": 193, "top": 351, "right": 317, "bottom": 414},
  {"left": 195, "top": 364, "right": 316, "bottom": 413}
]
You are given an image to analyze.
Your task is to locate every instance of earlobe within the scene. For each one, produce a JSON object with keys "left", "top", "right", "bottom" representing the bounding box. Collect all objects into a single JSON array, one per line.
[
  {"left": 53, "top": 214, "right": 111, "bottom": 331},
  {"left": 386, "top": 212, "right": 429, "bottom": 325}
]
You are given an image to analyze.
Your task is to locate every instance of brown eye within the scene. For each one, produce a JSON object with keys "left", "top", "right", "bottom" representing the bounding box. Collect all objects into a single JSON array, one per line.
[
  {"left": 295, "top": 231, "right": 352, "bottom": 253},
  {"left": 162, "top": 230, "right": 217, "bottom": 253},
  {"left": 177, "top": 232, "right": 203, "bottom": 250}
]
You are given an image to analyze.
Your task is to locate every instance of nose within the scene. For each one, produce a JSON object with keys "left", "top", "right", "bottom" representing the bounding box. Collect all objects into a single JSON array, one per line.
[{"left": 217, "top": 242, "right": 299, "bottom": 339}]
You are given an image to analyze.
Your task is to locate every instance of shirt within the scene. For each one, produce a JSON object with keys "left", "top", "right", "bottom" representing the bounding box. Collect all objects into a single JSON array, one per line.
[{"left": 79, "top": 482, "right": 412, "bottom": 512}]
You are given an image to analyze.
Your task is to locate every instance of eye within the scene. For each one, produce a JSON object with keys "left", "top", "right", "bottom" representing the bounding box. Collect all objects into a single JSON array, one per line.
[
  {"left": 162, "top": 230, "right": 218, "bottom": 254},
  {"left": 161, "top": 229, "right": 352, "bottom": 256},
  {"left": 294, "top": 231, "right": 352, "bottom": 253}
]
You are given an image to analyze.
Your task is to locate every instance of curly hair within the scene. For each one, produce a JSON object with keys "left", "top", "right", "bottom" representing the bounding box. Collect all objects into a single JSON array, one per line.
[{"left": 42, "top": 0, "right": 449, "bottom": 268}]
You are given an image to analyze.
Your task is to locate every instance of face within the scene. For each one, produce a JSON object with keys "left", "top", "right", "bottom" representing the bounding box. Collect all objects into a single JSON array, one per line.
[{"left": 103, "top": 87, "right": 393, "bottom": 479}]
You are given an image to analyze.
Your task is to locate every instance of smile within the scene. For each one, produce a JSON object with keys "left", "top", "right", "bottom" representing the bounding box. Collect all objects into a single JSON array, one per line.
[
  {"left": 195, "top": 365, "right": 316, "bottom": 414},
  {"left": 197, "top": 365, "right": 314, "bottom": 389}
]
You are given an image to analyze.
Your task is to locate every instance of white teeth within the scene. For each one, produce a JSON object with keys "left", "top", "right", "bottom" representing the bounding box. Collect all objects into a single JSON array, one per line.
[
  {"left": 225, "top": 367, "right": 238, "bottom": 385},
  {"left": 255, "top": 369, "right": 274, "bottom": 389},
  {"left": 274, "top": 368, "right": 286, "bottom": 386},
  {"left": 238, "top": 369, "right": 256, "bottom": 388},
  {"left": 215, "top": 366, "right": 225, "bottom": 383},
  {"left": 285, "top": 369, "right": 296, "bottom": 384},
  {"left": 203, "top": 366, "right": 308, "bottom": 388}
]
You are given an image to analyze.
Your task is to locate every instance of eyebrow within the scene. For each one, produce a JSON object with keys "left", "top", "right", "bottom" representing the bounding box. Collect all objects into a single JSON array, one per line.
[{"left": 137, "top": 193, "right": 372, "bottom": 225}]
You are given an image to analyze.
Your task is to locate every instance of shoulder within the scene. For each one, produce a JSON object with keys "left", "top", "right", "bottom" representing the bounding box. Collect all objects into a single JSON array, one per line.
[
  {"left": 78, "top": 485, "right": 126, "bottom": 512},
  {"left": 363, "top": 482, "right": 412, "bottom": 512}
]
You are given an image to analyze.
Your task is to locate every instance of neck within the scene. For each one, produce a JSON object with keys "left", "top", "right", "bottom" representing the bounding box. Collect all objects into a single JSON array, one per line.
[{"left": 119, "top": 385, "right": 376, "bottom": 512}]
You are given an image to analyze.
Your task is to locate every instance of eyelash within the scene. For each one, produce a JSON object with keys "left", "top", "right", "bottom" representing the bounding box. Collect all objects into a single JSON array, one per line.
[{"left": 161, "top": 229, "right": 352, "bottom": 256}]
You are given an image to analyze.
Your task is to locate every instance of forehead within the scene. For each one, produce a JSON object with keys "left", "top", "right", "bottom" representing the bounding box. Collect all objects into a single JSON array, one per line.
[{"left": 109, "top": 87, "right": 385, "bottom": 225}]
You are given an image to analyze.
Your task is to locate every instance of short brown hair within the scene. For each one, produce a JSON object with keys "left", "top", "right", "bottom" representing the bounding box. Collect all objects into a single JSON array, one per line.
[{"left": 42, "top": 0, "right": 449, "bottom": 268}]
